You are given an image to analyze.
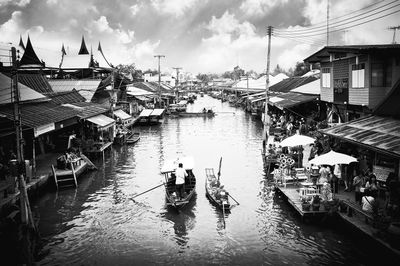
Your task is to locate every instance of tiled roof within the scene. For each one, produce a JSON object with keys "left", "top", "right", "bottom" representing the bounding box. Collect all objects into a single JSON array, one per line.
[
  {"left": 47, "top": 89, "right": 86, "bottom": 105},
  {"left": 0, "top": 102, "right": 79, "bottom": 128},
  {"left": 270, "top": 76, "right": 317, "bottom": 93},
  {"left": 48, "top": 79, "right": 102, "bottom": 102},
  {"left": 18, "top": 74, "right": 53, "bottom": 94}
]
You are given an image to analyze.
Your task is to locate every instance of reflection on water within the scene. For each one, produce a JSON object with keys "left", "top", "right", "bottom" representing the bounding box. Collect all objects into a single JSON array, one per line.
[{"left": 34, "top": 95, "right": 384, "bottom": 265}]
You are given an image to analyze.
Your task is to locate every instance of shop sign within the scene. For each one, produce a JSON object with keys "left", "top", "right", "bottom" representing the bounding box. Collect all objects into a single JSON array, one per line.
[
  {"left": 34, "top": 123, "right": 55, "bottom": 137},
  {"left": 373, "top": 165, "right": 394, "bottom": 182}
]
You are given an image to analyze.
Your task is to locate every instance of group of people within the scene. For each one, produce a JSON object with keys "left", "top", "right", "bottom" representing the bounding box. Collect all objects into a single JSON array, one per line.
[{"left": 270, "top": 112, "right": 309, "bottom": 137}]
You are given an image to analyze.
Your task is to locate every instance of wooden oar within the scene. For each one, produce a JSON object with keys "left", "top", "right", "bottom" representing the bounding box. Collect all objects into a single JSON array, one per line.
[
  {"left": 130, "top": 183, "right": 165, "bottom": 200},
  {"left": 222, "top": 202, "right": 226, "bottom": 228},
  {"left": 228, "top": 193, "right": 240, "bottom": 205}
]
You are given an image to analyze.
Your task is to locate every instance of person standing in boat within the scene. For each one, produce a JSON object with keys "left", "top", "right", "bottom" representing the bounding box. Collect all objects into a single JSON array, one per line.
[{"left": 175, "top": 163, "right": 187, "bottom": 200}]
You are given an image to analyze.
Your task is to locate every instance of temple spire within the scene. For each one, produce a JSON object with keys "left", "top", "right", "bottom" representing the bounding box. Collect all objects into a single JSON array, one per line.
[
  {"left": 19, "top": 35, "right": 44, "bottom": 67},
  {"left": 78, "top": 35, "right": 89, "bottom": 55}
]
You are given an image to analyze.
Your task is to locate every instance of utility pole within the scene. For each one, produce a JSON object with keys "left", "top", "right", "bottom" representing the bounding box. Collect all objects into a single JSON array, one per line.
[
  {"left": 388, "top": 26, "right": 400, "bottom": 44},
  {"left": 173, "top": 67, "right": 182, "bottom": 103},
  {"left": 110, "top": 68, "right": 115, "bottom": 116},
  {"left": 263, "top": 26, "right": 272, "bottom": 153},
  {"left": 11, "top": 47, "right": 35, "bottom": 231},
  {"left": 154, "top": 55, "right": 165, "bottom": 108},
  {"left": 326, "top": 0, "right": 330, "bottom": 46}
]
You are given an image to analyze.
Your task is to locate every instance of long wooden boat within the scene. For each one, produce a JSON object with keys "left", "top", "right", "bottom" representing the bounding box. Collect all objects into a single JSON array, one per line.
[
  {"left": 161, "top": 157, "right": 196, "bottom": 209},
  {"left": 126, "top": 132, "right": 140, "bottom": 144},
  {"left": 205, "top": 168, "right": 231, "bottom": 211},
  {"left": 176, "top": 111, "right": 215, "bottom": 118}
]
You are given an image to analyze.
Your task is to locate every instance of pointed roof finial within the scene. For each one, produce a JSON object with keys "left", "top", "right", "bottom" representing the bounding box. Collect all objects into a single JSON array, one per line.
[
  {"left": 19, "top": 35, "right": 25, "bottom": 50},
  {"left": 78, "top": 35, "right": 89, "bottom": 55},
  {"left": 19, "top": 35, "right": 44, "bottom": 67}
]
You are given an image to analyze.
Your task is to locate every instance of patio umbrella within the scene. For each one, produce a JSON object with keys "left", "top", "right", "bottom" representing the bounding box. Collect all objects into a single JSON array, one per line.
[
  {"left": 279, "top": 134, "right": 315, "bottom": 147},
  {"left": 309, "top": 150, "right": 357, "bottom": 166}
]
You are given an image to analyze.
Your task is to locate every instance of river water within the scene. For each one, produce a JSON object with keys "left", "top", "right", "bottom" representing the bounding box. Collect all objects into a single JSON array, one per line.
[{"left": 34, "top": 95, "right": 377, "bottom": 265}]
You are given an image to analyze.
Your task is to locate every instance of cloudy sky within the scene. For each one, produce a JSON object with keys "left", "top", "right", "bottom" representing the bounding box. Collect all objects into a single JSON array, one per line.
[{"left": 0, "top": 0, "right": 399, "bottom": 75}]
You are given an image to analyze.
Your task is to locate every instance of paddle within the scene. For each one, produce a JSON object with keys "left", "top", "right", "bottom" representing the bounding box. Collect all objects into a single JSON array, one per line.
[
  {"left": 217, "top": 157, "right": 222, "bottom": 181},
  {"left": 228, "top": 193, "right": 240, "bottom": 205},
  {"left": 130, "top": 183, "right": 165, "bottom": 201}
]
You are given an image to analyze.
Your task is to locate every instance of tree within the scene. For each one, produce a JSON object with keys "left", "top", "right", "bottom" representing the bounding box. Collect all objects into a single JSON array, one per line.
[{"left": 292, "top": 62, "right": 311, "bottom": 77}]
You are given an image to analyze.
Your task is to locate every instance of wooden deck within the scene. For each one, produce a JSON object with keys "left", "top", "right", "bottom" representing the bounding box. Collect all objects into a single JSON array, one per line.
[{"left": 275, "top": 186, "right": 327, "bottom": 218}]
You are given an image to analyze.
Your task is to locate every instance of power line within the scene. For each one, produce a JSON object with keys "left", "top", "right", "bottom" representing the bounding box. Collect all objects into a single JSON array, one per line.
[
  {"left": 273, "top": 8, "right": 400, "bottom": 38},
  {"left": 275, "top": 0, "right": 399, "bottom": 34}
]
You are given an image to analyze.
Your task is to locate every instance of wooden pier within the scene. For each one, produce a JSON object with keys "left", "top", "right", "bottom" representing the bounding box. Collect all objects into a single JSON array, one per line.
[{"left": 275, "top": 186, "right": 327, "bottom": 219}]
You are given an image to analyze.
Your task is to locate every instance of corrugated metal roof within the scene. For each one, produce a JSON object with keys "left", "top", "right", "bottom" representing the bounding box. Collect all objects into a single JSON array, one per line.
[
  {"left": 47, "top": 89, "right": 86, "bottom": 104},
  {"left": 114, "top": 109, "right": 131, "bottom": 120},
  {"left": 0, "top": 102, "right": 79, "bottom": 128},
  {"left": 86, "top": 114, "right": 115, "bottom": 128},
  {"left": 270, "top": 76, "right": 317, "bottom": 93},
  {"left": 290, "top": 79, "right": 320, "bottom": 95},
  {"left": 0, "top": 73, "right": 48, "bottom": 104},
  {"left": 150, "top": 109, "right": 165, "bottom": 116},
  {"left": 63, "top": 102, "right": 109, "bottom": 119},
  {"left": 139, "top": 109, "right": 153, "bottom": 117},
  {"left": 320, "top": 115, "right": 400, "bottom": 157},
  {"left": 48, "top": 79, "right": 102, "bottom": 102},
  {"left": 270, "top": 92, "right": 317, "bottom": 109},
  {"left": 18, "top": 74, "right": 53, "bottom": 94}
]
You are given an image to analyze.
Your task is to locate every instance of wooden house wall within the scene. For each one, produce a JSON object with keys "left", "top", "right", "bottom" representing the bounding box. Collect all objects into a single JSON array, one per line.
[
  {"left": 320, "top": 62, "right": 333, "bottom": 102},
  {"left": 349, "top": 55, "right": 369, "bottom": 106},
  {"left": 368, "top": 56, "right": 400, "bottom": 108}
]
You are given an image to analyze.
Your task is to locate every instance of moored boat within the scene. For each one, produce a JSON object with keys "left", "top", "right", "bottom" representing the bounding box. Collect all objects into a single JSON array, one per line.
[
  {"left": 176, "top": 110, "right": 215, "bottom": 118},
  {"left": 126, "top": 132, "right": 140, "bottom": 144},
  {"left": 161, "top": 157, "right": 196, "bottom": 209}
]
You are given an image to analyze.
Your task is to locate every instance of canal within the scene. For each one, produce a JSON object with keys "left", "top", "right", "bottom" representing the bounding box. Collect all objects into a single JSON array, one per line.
[{"left": 35, "top": 95, "right": 375, "bottom": 265}]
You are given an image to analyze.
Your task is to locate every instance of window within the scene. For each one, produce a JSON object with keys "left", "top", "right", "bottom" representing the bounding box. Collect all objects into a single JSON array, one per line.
[
  {"left": 371, "top": 62, "right": 392, "bottom": 87},
  {"left": 322, "top": 68, "right": 331, "bottom": 88},
  {"left": 351, "top": 63, "right": 365, "bottom": 88}
]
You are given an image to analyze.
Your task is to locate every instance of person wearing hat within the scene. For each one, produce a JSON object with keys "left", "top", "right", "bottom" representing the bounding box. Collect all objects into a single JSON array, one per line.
[{"left": 175, "top": 163, "right": 187, "bottom": 200}]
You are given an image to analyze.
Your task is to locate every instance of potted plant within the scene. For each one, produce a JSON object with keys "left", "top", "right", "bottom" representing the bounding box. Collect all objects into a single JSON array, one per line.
[
  {"left": 312, "top": 195, "right": 321, "bottom": 211},
  {"left": 301, "top": 197, "right": 311, "bottom": 211}
]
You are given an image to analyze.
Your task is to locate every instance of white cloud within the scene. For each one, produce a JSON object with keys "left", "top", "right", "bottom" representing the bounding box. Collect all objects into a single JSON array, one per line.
[
  {"left": 116, "top": 29, "right": 135, "bottom": 44},
  {"left": 240, "top": 0, "right": 288, "bottom": 17},
  {"left": 277, "top": 43, "right": 311, "bottom": 70},
  {"left": 151, "top": 0, "right": 199, "bottom": 17},
  {"left": 0, "top": 11, "right": 23, "bottom": 41},
  {"left": 130, "top": 4, "right": 140, "bottom": 16},
  {"left": 207, "top": 11, "right": 255, "bottom": 36},
  {"left": 46, "top": 0, "right": 58, "bottom": 5},
  {"left": 90, "top": 16, "right": 113, "bottom": 34}
]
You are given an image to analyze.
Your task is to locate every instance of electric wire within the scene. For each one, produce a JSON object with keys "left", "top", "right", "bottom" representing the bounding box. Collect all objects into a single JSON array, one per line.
[
  {"left": 275, "top": 0, "right": 399, "bottom": 34},
  {"left": 273, "top": 8, "right": 400, "bottom": 38}
]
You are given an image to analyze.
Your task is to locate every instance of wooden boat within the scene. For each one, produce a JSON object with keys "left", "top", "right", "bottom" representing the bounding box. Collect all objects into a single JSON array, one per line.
[
  {"left": 51, "top": 154, "right": 96, "bottom": 189},
  {"left": 204, "top": 160, "right": 230, "bottom": 211},
  {"left": 126, "top": 132, "right": 140, "bottom": 144},
  {"left": 176, "top": 110, "right": 215, "bottom": 117},
  {"left": 161, "top": 157, "right": 196, "bottom": 209}
]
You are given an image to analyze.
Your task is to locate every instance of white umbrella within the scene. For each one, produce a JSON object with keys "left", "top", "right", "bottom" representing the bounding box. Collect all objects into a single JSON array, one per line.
[
  {"left": 279, "top": 134, "right": 315, "bottom": 147},
  {"left": 309, "top": 150, "right": 357, "bottom": 166}
]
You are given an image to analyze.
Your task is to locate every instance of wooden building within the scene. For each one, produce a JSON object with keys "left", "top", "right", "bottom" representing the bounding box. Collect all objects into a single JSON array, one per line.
[{"left": 304, "top": 44, "right": 400, "bottom": 123}]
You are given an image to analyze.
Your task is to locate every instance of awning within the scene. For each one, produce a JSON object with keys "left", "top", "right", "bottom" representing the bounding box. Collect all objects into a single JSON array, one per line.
[
  {"left": 320, "top": 115, "right": 400, "bottom": 158},
  {"left": 114, "top": 109, "right": 131, "bottom": 121},
  {"left": 269, "top": 92, "right": 317, "bottom": 110},
  {"left": 139, "top": 109, "right": 153, "bottom": 117},
  {"left": 150, "top": 109, "right": 165, "bottom": 116},
  {"left": 86, "top": 114, "right": 115, "bottom": 129}
]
